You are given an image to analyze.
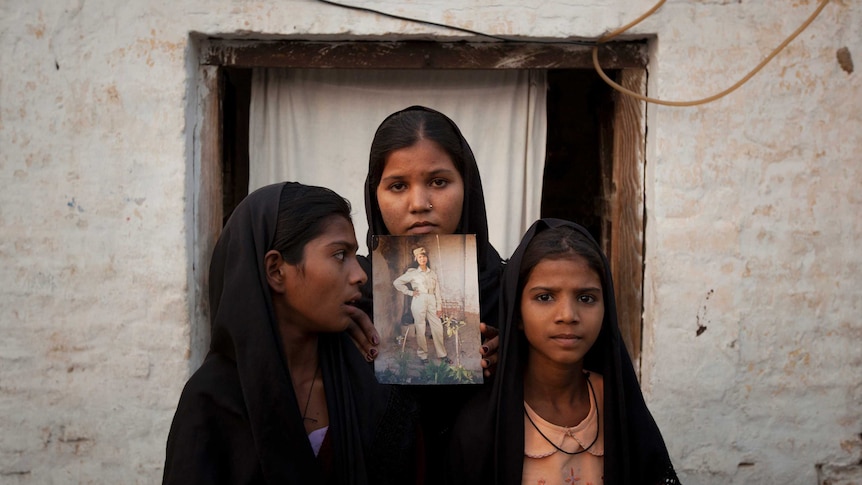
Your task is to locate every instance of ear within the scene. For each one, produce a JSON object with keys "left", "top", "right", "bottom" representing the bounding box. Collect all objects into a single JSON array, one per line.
[{"left": 264, "top": 250, "right": 287, "bottom": 293}]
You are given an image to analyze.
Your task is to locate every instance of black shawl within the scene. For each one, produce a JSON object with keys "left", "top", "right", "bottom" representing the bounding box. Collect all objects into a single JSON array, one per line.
[
  {"left": 358, "top": 106, "right": 506, "bottom": 484},
  {"left": 163, "top": 182, "right": 419, "bottom": 485},
  {"left": 362, "top": 105, "right": 504, "bottom": 327},
  {"left": 448, "top": 219, "right": 680, "bottom": 485}
]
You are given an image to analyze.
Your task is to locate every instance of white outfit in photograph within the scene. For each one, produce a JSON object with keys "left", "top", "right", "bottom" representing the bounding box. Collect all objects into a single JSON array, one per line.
[{"left": 393, "top": 267, "right": 446, "bottom": 360}]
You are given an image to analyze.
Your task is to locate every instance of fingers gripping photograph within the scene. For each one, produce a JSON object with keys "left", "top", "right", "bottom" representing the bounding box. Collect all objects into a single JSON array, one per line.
[{"left": 371, "top": 234, "right": 483, "bottom": 385}]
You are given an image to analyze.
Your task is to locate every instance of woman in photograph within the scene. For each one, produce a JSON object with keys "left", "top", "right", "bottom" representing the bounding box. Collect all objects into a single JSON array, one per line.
[
  {"left": 162, "top": 182, "right": 421, "bottom": 485},
  {"left": 393, "top": 246, "right": 450, "bottom": 365}
]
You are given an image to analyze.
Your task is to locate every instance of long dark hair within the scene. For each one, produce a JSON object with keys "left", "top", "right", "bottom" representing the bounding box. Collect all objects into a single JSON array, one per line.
[
  {"left": 367, "top": 108, "right": 466, "bottom": 190},
  {"left": 271, "top": 182, "right": 352, "bottom": 265},
  {"left": 365, "top": 106, "right": 482, "bottom": 241},
  {"left": 517, "top": 225, "right": 606, "bottom": 301}
]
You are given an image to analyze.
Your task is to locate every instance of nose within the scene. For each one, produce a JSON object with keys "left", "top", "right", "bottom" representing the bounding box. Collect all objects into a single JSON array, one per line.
[
  {"left": 555, "top": 297, "right": 579, "bottom": 324},
  {"left": 407, "top": 186, "right": 431, "bottom": 213},
  {"left": 350, "top": 258, "right": 368, "bottom": 286}
]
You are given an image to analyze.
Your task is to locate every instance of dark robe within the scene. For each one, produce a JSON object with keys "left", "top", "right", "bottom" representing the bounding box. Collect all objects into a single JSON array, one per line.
[
  {"left": 163, "top": 182, "right": 421, "bottom": 485},
  {"left": 359, "top": 106, "right": 506, "bottom": 484},
  {"left": 448, "top": 219, "right": 681, "bottom": 485}
]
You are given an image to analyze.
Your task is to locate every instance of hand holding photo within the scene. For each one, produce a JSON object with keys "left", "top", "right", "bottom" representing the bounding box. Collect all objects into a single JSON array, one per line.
[{"left": 371, "top": 234, "right": 483, "bottom": 385}]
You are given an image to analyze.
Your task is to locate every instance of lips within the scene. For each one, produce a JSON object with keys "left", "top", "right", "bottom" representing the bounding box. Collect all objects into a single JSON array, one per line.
[
  {"left": 551, "top": 334, "right": 583, "bottom": 346},
  {"left": 407, "top": 221, "right": 436, "bottom": 234},
  {"left": 552, "top": 334, "right": 582, "bottom": 340}
]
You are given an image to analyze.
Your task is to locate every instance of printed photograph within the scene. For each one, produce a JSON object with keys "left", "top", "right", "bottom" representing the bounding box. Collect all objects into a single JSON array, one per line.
[{"left": 371, "top": 234, "right": 483, "bottom": 385}]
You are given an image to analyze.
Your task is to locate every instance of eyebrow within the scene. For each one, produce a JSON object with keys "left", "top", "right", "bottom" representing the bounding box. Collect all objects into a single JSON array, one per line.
[
  {"left": 327, "top": 240, "right": 359, "bottom": 252},
  {"left": 526, "top": 285, "right": 602, "bottom": 293},
  {"left": 380, "top": 168, "right": 459, "bottom": 183}
]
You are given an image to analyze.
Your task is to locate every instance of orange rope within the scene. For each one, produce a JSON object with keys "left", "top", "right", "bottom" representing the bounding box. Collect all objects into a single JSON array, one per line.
[{"left": 592, "top": 0, "right": 832, "bottom": 107}]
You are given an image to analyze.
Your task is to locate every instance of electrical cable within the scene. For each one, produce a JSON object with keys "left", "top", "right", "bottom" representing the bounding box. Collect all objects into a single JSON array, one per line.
[
  {"left": 591, "top": 0, "right": 832, "bottom": 106},
  {"left": 315, "top": 0, "right": 833, "bottom": 107}
]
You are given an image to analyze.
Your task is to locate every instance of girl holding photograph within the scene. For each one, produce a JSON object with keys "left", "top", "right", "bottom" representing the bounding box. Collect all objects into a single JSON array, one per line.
[
  {"left": 351, "top": 105, "right": 505, "bottom": 483},
  {"left": 448, "top": 219, "right": 680, "bottom": 485},
  {"left": 360, "top": 105, "right": 504, "bottom": 332}
]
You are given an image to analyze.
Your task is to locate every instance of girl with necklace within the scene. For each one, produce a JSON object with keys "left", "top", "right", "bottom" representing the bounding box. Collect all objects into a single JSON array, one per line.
[
  {"left": 162, "top": 182, "right": 421, "bottom": 485},
  {"left": 449, "top": 219, "right": 680, "bottom": 485}
]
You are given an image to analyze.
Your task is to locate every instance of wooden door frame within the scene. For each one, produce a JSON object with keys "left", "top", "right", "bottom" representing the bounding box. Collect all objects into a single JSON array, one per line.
[{"left": 190, "top": 38, "right": 649, "bottom": 368}]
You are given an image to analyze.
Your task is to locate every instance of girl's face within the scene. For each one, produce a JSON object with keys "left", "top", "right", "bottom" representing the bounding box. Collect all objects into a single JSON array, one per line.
[
  {"left": 376, "top": 138, "right": 464, "bottom": 236},
  {"left": 519, "top": 255, "right": 604, "bottom": 369},
  {"left": 416, "top": 253, "right": 428, "bottom": 267},
  {"left": 279, "top": 216, "right": 367, "bottom": 333}
]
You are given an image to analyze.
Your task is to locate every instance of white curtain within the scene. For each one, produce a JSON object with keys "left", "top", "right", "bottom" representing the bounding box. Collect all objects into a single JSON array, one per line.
[{"left": 249, "top": 68, "right": 547, "bottom": 259}]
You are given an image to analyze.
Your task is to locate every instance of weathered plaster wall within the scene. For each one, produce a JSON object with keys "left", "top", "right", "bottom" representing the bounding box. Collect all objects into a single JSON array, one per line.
[{"left": 0, "top": 0, "right": 858, "bottom": 483}]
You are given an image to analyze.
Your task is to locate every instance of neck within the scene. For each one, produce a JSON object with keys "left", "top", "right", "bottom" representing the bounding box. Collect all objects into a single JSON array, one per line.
[
  {"left": 523, "top": 355, "right": 588, "bottom": 418},
  {"left": 274, "top": 309, "right": 328, "bottom": 433},
  {"left": 279, "top": 322, "right": 319, "bottom": 374}
]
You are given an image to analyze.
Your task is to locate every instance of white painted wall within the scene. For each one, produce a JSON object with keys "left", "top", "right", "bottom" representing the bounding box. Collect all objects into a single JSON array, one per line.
[{"left": 1, "top": 1, "right": 859, "bottom": 483}]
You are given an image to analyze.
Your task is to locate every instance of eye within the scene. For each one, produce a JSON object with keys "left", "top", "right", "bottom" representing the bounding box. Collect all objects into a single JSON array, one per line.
[
  {"left": 388, "top": 181, "right": 407, "bottom": 192},
  {"left": 430, "top": 178, "right": 448, "bottom": 188},
  {"left": 535, "top": 293, "right": 554, "bottom": 302},
  {"left": 578, "top": 294, "right": 599, "bottom": 304},
  {"left": 333, "top": 250, "right": 346, "bottom": 262}
]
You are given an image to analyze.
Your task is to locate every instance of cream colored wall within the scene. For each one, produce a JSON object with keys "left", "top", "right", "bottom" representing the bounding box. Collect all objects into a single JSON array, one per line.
[{"left": 1, "top": 1, "right": 859, "bottom": 483}]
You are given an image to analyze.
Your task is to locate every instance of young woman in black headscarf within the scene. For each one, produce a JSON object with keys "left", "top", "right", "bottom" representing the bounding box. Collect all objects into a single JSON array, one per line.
[
  {"left": 352, "top": 106, "right": 506, "bottom": 483},
  {"left": 162, "top": 182, "right": 421, "bottom": 485},
  {"left": 448, "top": 219, "right": 680, "bottom": 485},
  {"left": 361, "top": 105, "right": 504, "bottom": 330}
]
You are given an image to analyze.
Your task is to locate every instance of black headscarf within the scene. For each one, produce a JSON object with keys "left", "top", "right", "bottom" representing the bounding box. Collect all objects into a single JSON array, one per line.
[
  {"left": 362, "top": 105, "right": 504, "bottom": 327},
  {"left": 449, "top": 218, "right": 680, "bottom": 485},
  {"left": 163, "top": 182, "right": 419, "bottom": 485},
  {"left": 356, "top": 106, "right": 506, "bottom": 484}
]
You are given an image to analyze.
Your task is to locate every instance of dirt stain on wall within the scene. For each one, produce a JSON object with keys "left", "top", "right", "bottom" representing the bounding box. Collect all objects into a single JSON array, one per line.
[{"left": 837, "top": 47, "right": 854, "bottom": 74}]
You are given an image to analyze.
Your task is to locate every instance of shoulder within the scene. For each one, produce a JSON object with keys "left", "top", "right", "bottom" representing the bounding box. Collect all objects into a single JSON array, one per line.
[
  {"left": 168, "top": 355, "right": 248, "bottom": 435},
  {"left": 185, "top": 355, "right": 240, "bottom": 397},
  {"left": 164, "top": 355, "right": 259, "bottom": 484},
  {"left": 587, "top": 371, "right": 603, "bottom": 388},
  {"left": 586, "top": 371, "right": 604, "bottom": 409}
]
